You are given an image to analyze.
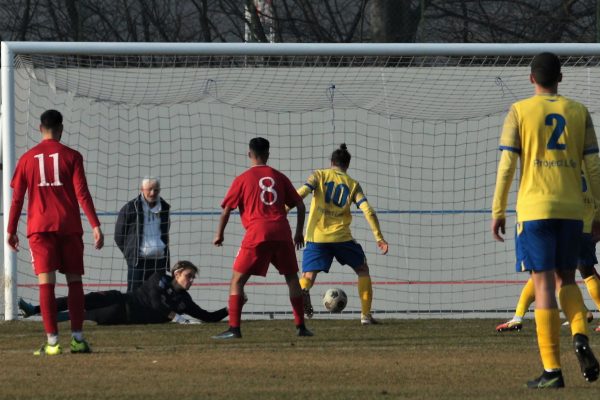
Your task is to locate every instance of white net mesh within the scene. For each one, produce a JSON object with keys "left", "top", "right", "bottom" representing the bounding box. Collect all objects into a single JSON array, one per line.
[{"left": 6, "top": 53, "right": 600, "bottom": 319}]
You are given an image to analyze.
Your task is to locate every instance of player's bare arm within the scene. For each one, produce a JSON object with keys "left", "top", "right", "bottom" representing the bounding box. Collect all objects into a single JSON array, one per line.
[
  {"left": 294, "top": 200, "right": 306, "bottom": 250},
  {"left": 213, "top": 206, "right": 232, "bottom": 246},
  {"left": 492, "top": 218, "right": 506, "bottom": 242},
  {"left": 93, "top": 226, "right": 104, "bottom": 249},
  {"left": 377, "top": 240, "right": 389, "bottom": 255},
  {"left": 7, "top": 233, "right": 19, "bottom": 252},
  {"left": 491, "top": 150, "right": 518, "bottom": 244}
]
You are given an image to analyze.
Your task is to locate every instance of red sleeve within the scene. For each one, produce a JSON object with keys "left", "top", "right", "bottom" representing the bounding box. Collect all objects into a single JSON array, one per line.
[
  {"left": 7, "top": 159, "right": 27, "bottom": 234},
  {"left": 283, "top": 174, "right": 302, "bottom": 208},
  {"left": 72, "top": 152, "right": 101, "bottom": 228},
  {"left": 221, "top": 177, "right": 241, "bottom": 210}
]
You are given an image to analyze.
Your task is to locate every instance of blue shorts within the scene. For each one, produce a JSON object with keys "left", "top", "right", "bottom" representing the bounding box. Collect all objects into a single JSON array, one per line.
[
  {"left": 302, "top": 241, "right": 366, "bottom": 273},
  {"left": 515, "top": 219, "right": 583, "bottom": 272},
  {"left": 578, "top": 233, "right": 598, "bottom": 267}
]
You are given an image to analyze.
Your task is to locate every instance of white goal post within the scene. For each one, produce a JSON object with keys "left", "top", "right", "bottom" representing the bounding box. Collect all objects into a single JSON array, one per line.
[{"left": 4, "top": 42, "right": 600, "bottom": 321}]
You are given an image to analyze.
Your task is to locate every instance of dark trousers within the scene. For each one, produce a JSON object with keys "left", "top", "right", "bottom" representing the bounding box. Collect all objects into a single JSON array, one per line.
[
  {"left": 54, "top": 290, "right": 129, "bottom": 325},
  {"left": 127, "top": 257, "right": 168, "bottom": 292}
]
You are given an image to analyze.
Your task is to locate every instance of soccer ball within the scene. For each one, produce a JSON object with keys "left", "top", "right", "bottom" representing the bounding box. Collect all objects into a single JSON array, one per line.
[{"left": 322, "top": 288, "right": 348, "bottom": 313}]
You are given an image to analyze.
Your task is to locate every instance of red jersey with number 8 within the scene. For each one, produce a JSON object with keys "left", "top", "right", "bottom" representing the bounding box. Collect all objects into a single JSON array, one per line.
[
  {"left": 221, "top": 165, "right": 301, "bottom": 246},
  {"left": 7, "top": 139, "right": 100, "bottom": 237}
]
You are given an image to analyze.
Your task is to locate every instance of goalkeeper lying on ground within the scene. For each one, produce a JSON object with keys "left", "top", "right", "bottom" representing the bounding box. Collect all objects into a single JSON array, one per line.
[{"left": 19, "top": 260, "right": 228, "bottom": 325}]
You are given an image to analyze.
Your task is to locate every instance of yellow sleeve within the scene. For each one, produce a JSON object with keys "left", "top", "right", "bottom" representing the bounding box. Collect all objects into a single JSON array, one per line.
[
  {"left": 491, "top": 150, "right": 519, "bottom": 220},
  {"left": 297, "top": 170, "right": 319, "bottom": 199},
  {"left": 358, "top": 200, "right": 384, "bottom": 242},
  {"left": 583, "top": 110, "right": 600, "bottom": 221},
  {"left": 584, "top": 153, "right": 600, "bottom": 220},
  {"left": 499, "top": 105, "right": 521, "bottom": 152},
  {"left": 584, "top": 109, "right": 599, "bottom": 154},
  {"left": 297, "top": 185, "right": 312, "bottom": 199}
]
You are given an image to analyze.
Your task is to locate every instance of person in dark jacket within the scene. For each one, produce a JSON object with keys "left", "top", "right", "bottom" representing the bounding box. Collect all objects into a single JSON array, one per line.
[
  {"left": 19, "top": 261, "right": 229, "bottom": 325},
  {"left": 115, "top": 177, "right": 170, "bottom": 292}
]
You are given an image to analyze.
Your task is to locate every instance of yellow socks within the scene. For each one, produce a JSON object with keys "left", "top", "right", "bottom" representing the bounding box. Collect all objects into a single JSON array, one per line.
[
  {"left": 584, "top": 274, "right": 600, "bottom": 311},
  {"left": 534, "top": 308, "right": 561, "bottom": 371},
  {"left": 300, "top": 277, "right": 312, "bottom": 291},
  {"left": 357, "top": 276, "right": 373, "bottom": 315},
  {"left": 515, "top": 278, "right": 535, "bottom": 318},
  {"left": 558, "top": 284, "right": 588, "bottom": 336}
]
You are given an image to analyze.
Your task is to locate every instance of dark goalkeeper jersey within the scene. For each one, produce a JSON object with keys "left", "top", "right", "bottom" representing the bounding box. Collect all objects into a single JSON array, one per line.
[{"left": 125, "top": 272, "right": 228, "bottom": 324}]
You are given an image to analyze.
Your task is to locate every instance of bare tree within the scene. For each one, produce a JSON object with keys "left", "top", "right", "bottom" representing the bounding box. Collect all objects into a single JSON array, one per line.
[
  {"left": 370, "top": 0, "right": 427, "bottom": 42},
  {"left": 0, "top": 0, "right": 597, "bottom": 44}
]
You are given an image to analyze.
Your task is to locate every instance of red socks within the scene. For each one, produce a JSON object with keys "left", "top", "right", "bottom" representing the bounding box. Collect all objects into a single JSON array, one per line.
[
  {"left": 290, "top": 295, "right": 304, "bottom": 326},
  {"left": 228, "top": 294, "right": 244, "bottom": 328},
  {"left": 229, "top": 294, "right": 304, "bottom": 328},
  {"left": 39, "top": 283, "right": 58, "bottom": 335},
  {"left": 68, "top": 281, "right": 85, "bottom": 332}
]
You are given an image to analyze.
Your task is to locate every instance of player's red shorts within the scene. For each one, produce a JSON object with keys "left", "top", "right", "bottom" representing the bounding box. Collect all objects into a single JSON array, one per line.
[
  {"left": 233, "top": 240, "right": 299, "bottom": 276},
  {"left": 28, "top": 233, "right": 84, "bottom": 275}
]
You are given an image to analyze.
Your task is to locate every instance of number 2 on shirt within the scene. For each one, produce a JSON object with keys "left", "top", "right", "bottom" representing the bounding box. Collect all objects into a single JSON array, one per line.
[
  {"left": 546, "top": 113, "right": 566, "bottom": 150},
  {"left": 33, "top": 153, "right": 63, "bottom": 187}
]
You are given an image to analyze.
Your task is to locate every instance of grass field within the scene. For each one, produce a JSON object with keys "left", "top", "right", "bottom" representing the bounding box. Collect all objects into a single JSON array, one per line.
[{"left": 0, "top": 318, "right": 599, "bottom": 399}]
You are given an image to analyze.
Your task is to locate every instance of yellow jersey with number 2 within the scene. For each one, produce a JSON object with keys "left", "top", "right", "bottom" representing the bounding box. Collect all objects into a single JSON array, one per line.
[{"left": 499, "top": 94, "right": 599, "bottom": 223}]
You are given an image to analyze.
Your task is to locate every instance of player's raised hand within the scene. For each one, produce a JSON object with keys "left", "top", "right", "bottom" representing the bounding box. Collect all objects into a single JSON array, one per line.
[
  {"left": 7, "top": 233, "right": 19, "bottom": 252},
  {"left": 294, "top": 232, "right": 305, "bottom": 250},
  {"left": 377, "top": 240, "right": 388, "bottom": 255},
  {"left": 213, "top": 234, "right": 224, "bottom": 247},
  {"left": 93, "top": 226, "right": 104, "bottom": 249},
  {"left": 491, "top": 218, "right": 505, "bottom": 242}
]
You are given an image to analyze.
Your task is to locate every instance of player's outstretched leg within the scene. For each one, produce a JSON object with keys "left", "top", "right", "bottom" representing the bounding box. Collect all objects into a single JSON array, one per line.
[
  {"left": 496, "top": 319, "right": 523, "bottom": 332},
  {"left": 18, "top": 298, "right": 38, "bottom": 318},
  {"left": 19, "top": 297, "right": 71, "bottom": 322},
  {"left": 573, "top": 334, "right": 600, "bottom": 382},
  {"left": 497, "top": 278, "right": 534, "bottom": 332}
]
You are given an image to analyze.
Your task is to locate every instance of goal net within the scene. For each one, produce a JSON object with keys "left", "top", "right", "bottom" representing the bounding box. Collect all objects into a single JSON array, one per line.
[{"left": 3, "top": 43, "right": 600, "bottom": 320}]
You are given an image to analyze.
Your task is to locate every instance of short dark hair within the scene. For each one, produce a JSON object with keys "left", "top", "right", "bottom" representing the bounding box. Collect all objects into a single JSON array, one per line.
[
  {"left": 331, "top": 143, "right": 351, "bottom": 169},
  {"left": 40, "top": 109, "right": 63, "bottom": 132},
  {"left": 171, "top": 260, "right": 198, "bottom": 275},
  {"left": 531, "top": 52, "right": 561, "bottom": 88},
  {"left": 249, "top": 137, "right": 270, "bottom": 159}
]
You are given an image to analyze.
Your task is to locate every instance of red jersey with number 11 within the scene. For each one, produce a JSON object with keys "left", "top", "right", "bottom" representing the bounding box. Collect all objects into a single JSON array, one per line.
[
  {"left": 221, "top": 165, "right": 301, "bottom": 246},
  {"left": 8, "top": 139, "right": 101, "bottom": 237}
]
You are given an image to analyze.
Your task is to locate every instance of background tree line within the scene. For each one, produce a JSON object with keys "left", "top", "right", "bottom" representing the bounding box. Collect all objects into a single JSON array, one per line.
[{"left": 0, "top": 0, "right": 598, "bottom": 43}]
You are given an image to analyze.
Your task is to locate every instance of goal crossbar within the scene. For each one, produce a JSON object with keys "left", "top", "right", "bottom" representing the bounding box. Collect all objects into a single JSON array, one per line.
[{"left": 3, "top": 42, "right": 600, "bottom": 320}]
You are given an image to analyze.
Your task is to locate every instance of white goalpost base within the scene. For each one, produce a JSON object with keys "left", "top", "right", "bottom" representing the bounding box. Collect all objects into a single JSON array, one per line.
[{"left": 4, "top": 42, "right": 600, "bottom": 321}]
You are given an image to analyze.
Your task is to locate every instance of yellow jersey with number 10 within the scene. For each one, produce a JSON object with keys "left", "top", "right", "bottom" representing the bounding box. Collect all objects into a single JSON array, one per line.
[
  {"left": 499, "top": 94, "right": 599, "bottom": 222},
  {"left": 299, "top": 168, "right": 384, "bottom": 243}
]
